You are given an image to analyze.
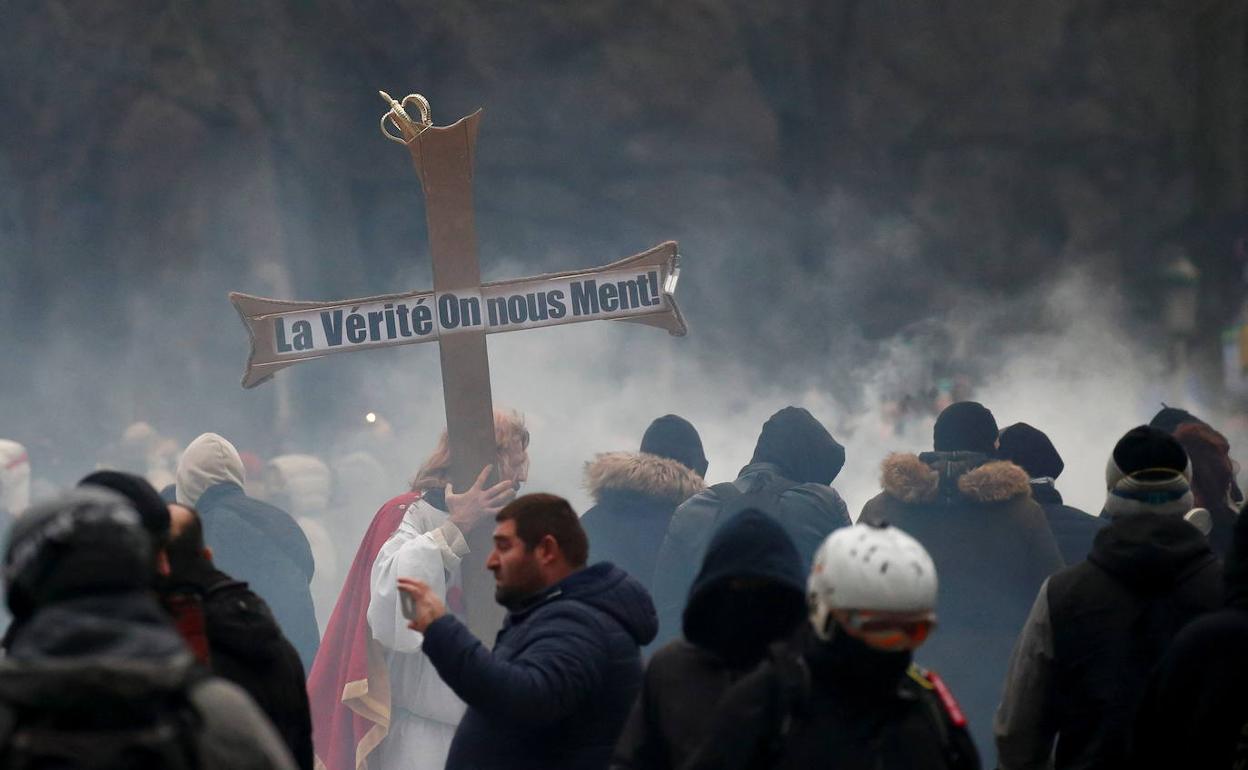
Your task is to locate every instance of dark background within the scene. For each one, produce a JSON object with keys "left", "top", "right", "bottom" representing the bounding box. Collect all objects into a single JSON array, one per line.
[{"left": 2, "top": 1, "right": 1247, "bottom": 487}]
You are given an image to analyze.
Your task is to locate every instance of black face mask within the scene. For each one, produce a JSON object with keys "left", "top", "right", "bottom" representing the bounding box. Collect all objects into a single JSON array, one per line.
[
  {"left": 808, "top": 626, "right": 912, "bottom": 691},
  {"left": 698, "top": 585, "right": 804, "bottom": 667}
]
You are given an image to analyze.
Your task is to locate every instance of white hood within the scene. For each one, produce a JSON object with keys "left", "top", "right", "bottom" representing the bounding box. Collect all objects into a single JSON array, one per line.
[
  {"left": 176, "top": 433, "right": 244, "bottom": 506},
  {"left": 0, "top": 440, "right": 31, "bottom": 515}
]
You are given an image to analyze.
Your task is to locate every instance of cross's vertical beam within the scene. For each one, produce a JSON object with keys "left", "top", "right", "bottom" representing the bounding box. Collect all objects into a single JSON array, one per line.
[{"left": 401, "top": 111, "right": 506, "bottom": 640}]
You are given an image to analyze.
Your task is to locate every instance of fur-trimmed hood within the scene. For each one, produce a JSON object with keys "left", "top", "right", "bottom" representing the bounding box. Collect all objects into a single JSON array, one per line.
[
  {"left": 584, "top": 451, "right": 705, "bottom": 504},
  {"left": 880, "top": 451, "right": 1032, "bottom": 505}
]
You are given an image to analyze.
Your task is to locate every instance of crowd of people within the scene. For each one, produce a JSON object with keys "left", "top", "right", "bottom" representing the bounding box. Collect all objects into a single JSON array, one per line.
[{"left": 0, "top": 399, "right": 1244, "bottom": 768}]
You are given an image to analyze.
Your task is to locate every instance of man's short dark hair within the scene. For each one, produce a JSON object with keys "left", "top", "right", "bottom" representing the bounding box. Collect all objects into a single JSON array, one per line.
[
  {"left": 165, "top": 503, "right": 206, "bottom": 567},
  {"left": 496, "top": 493, "right": 589, "bottom": 568}
]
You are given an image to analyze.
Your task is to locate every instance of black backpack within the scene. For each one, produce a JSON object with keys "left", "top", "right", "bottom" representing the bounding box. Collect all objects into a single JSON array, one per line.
[
  {"left": 0, "top": 665, "right": 208, "bottom": 769},
  {"left": 709, "top": 475, "right": 800, "bottom": 527}
]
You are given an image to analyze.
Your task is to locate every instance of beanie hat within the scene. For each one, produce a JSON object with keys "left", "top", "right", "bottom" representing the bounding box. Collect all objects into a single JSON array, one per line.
[
  {"left": 1148, "top": 405, "right": 1207, "bottom": 435},
  {"left": 4, "top": 488, "right": 153, "bottom": 620},
  {"left": 933, "top": 402, "right": 999, "bottom": 455},
  {"left": 175, "top": 433, "right": 245, "bottom": 506},
  {"left": 78, "top": 470, "right": 171, "bottom": 545},
  {"left": 1103, "top": 426, "right": 1193, "bottom": 518},
  {"left": 997, "top": 423, "right": 1065, "bottom": 480},
  {"left": 640, "top": 415, "right": 708, "bottom": 479}
]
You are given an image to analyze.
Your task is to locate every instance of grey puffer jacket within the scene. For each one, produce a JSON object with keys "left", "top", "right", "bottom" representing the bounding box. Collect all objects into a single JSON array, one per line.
[{"left": 0, "top": 593, "right": 296, "bottom": 770}]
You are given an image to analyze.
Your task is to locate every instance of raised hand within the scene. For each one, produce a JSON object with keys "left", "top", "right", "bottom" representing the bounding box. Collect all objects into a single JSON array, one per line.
[{"left": 445, "top": 465, "right": 517, "bottom": 534}]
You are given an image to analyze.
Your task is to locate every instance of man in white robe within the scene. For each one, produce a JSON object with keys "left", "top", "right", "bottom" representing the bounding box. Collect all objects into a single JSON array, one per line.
[{"left": 356, "top": 413, "right": 529, "bottom": 770}]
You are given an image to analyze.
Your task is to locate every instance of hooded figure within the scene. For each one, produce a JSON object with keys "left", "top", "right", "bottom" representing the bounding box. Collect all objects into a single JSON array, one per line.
[
  {"left": 997, "top": 422, "right": 1105, "bottom": 564},
  {"left": 859, "top": 402, "right": 1062, "bottom": 765},
  {"left": 680, "top": 523, "right": 979, "bottom": 770},
  {"left": 0, "top": 488, "right": 296, "bottom": 769},
  {"left": 611, "top": 510, "right": 807, "bottom": 770},
  {"left": 176, "top": 433, "right": 320, "bottom": 668},
  {"left": 649, "top": 407, "right": 850, "bottom": 648},
  {"left": 1130, "top": 500, "right": 1248, "bottom": 769},
  {"left": 995, "top": 426, "right": 1223, "bottom": 770},
  {"left": 580, "top": 415, "right": 707, "bottom": 592}
]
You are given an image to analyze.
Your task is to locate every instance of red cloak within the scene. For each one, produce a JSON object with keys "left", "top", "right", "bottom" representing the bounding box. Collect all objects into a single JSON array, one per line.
[{"left": 308, "top": 490, "right": 422, "bottom": 770}]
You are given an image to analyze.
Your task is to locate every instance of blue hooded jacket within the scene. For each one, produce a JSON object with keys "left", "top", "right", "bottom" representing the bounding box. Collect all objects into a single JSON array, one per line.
[{"left": 423, "top": 562, "right": 658, "bottom": 770}]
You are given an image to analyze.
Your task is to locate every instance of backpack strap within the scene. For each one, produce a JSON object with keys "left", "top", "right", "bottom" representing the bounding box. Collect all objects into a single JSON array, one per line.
[
  {"left": 710, "top": 481, "right": 744, "bottom": 502},
  {"left": 906, "top": 664, "right": 977, "bottom": 770}
]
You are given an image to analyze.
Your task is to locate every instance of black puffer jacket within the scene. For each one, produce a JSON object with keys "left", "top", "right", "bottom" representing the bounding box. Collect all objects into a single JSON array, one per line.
[
  {"left": 580, "top": 451, "right": 705, "bottom": 593},
  {"left": 859, "top": 451, "right": 1062, "bottom": 765},
  {"left": 195, "top": 483, "right": 320, "bottom": 669},
  {"left": 650, "top": 408, "right": 849, "bottom": 647},
  {"left": 611, "top": 510, "right": 807, "bottom": 770},
  {"left": 168, "top": 561, "right": 313, "bottom": 770},
  {"left": 1130, "top": 508, "right": 1248, "bottom": 769}
]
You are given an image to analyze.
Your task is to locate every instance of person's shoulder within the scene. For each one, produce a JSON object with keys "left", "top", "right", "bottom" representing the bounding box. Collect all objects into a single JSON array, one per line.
[
  {"left": 190, "top": 677, "right": 297, "bottom": 768},
  {"left": 673, "top": 485, "right": 722, "bottom": 513},
  {"left": 901, "top": 663, "right": 979, "bottom": 767},
  {"left": 647, "top": 638, "right": 709, "bottom": 670},
  {"left": 1170, "top": 608, "right": 1248, "bottom": 652}
]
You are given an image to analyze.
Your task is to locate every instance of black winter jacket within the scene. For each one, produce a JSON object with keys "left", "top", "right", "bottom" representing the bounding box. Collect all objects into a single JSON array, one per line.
[
  {"left": 1130, "top": 508, "right": 1248, "bottom": 769},
  {"left": 995, "top": 514, "right": 1223, "bottom": 770},
  {"left": 611, "top": 510, "right": 807, "bottom": 770},
  {"left": 167, "top": 561, "right": 313, "bottom": 770},
  {"left": 859, "top": 451, "right": 1062, "bottom": 765},
  {"left": 1029, "top": 480, "right": 1105, "bottom": 565},
  {"left": 682, "top": 628, "right": 980, "bottom": 770},
  {"left": 195, "top": 483, "right": 320, "bottom": 668},
  {"left": 580, "top": 451, "right": 705, "bottom": 593},
  {"left": 423, "top": 562, "right": 658, "bottom": 770}
]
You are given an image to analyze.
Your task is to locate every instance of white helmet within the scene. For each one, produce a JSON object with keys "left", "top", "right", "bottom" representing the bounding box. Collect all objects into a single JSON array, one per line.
[{"left": 808, "top": 522, "right": 938, "bottom": 641}]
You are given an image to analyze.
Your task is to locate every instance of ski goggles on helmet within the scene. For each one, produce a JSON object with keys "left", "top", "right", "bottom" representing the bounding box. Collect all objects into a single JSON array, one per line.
[{"left": 833, "top": 609, "right": 936, "bottom": 651}]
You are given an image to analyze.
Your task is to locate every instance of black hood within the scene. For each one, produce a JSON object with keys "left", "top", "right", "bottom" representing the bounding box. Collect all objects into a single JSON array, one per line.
[
  {"left": 750, "top": 407, "right": 845, "bottom": 486},
  {"left": 0, "top": 592, "right": 193, "bottom": 710},
  {"left": 513, "top": 562, "right": 658, "bottom": 646},
  {"left": 683, "top": 509, "right": 806, "bottom": 661},
  {"left": 1226, "top": 505, "right": 1248, "bottom": 610},
  {"left": 1090, "top": 514, "right": 1215, "bottom": 593}
]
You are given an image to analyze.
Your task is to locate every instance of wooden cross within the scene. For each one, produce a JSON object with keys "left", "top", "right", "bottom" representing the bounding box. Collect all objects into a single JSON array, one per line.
[{"left": 230, "top": 92, "right": 685, "bottom": 641}]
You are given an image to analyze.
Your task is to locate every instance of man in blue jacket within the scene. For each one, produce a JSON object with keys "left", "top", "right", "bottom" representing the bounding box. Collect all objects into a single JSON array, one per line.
[{"left": 397, "top": 493, "right": 658, "bottom": 770}]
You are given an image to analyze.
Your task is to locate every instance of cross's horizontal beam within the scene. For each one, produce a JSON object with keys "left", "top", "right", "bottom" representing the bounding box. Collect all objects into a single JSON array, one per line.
[{"left": 230, "top": 241, "right": 684, "bottom": 388}]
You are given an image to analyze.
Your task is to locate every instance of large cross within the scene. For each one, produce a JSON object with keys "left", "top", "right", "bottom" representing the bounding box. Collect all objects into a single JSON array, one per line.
[{"left": 230, "top": 92, "right": 685, "bottom": 641}]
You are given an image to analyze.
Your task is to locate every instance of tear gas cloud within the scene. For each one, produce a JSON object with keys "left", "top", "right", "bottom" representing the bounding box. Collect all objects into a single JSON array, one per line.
[{"left": 0, "top": 217, "right": 1208, "bottom": 525}]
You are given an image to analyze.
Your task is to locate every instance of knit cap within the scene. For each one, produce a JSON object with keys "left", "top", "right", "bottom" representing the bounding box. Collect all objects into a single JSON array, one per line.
[{"left": 1103, "top": 426, "right": 1193, "bottom": 518}]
